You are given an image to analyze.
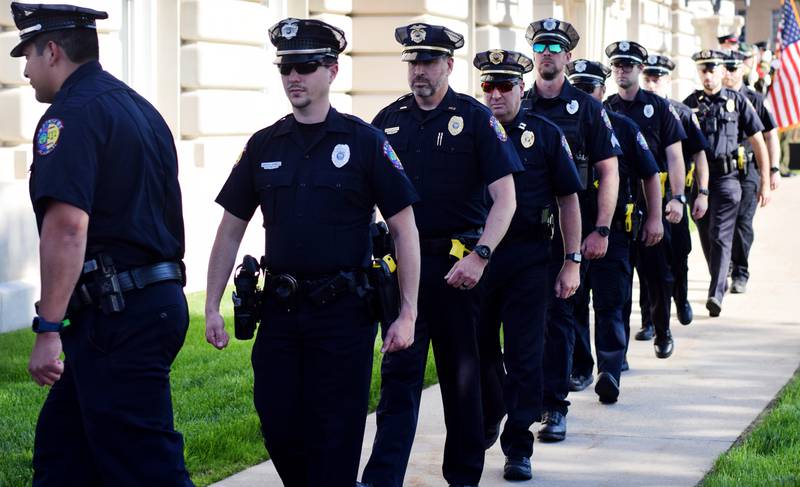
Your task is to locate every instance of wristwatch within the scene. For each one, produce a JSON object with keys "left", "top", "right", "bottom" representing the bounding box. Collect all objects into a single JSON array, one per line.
[
  {"left": 473, "top": 244, "right": 492, "bottom": 261},
  {"left": 31, "top": 316, "right": 71, "bottom": 334},
  {"left": 698, "top": 188, "right": 710, "bottom": 196},
  {"left": 594, "top": 226, "right": 610, "bottom": 237},
  {"left": 672, "top": 194, "right": 687, "bottom": 204},
  {"left": 770, "top": 167, "right": 780, "bottom": 174},
  {"left": 565, "top": 252, "right": 582, "bottom": 264}
]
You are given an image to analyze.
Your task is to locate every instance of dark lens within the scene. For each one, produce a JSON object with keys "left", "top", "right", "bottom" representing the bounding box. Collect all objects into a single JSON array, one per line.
[
  {"left": 532, "top": 43, "right": 546, "bottom": 53},
  {"left": 278, "top": 62, "right": 321, "bottom": 76},
  {"left": 725, "top": 65, "right": 738, "bottom": 72},
  {"left": 548, "top": 44, "right": 563, "bottom": 53},
  {"left": 574, "top": 83, "right": 595, "bottom": 94},
  {"left": 481, "top": 81, "right": 517, "bottom": 93}
]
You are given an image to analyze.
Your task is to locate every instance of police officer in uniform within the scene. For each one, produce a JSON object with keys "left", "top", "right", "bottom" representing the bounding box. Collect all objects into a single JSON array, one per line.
[
  {"left": 473, "top": 49, "right": 582, "bottom": 480},
  {"left": 567, "top": 60, "right": 662, "bottom": 403},
  {"left": 360, "top": 24, "right": 522, "bottom": 487},
  {"left": 683, "top": 49, "right": 770, "bottom": 317},
  {"left": 522, "top": 18, "right": 621, "bottom": 443},
  {"left": 13, "top": 3, "right": 194, "bottom": 485},
  {"left": 722, "top": 49, "right": 782, "bottom": 294},
  {"left": 205, "top": 19, "right": 421, "bottom": 486},
  {"left": 641, "top": 54, "right": 710, "bottom": 327},
  {"left": 604, "top": 40, "right": 687, "bottom": 359}
]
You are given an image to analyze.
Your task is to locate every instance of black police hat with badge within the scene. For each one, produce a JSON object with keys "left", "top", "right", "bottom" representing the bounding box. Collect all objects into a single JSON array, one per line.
[
  {"left": 9, "top": 2, "right": 108, "bottom": 58},
  {"left": 269, "top": 18, "right": 347, "bottom": 66},
  {"left": 717, "top": 33, "right": 739, "bottom": 46},
  {"left": 395, "top": 23, "right": 464, "bottom": 62},
  {"left": 525, "top": 18, "right": 580, "bottom": 52},
  {"left": 473, "top": 50, "right": 533, "bottom": 82},
  {"left": 721, "top": 49, "right": 747, "bottom": 68},
  {"left": 691, "top": 49, "right": 727, "bottom": 69},
  {"left": 565, "top": 59, "right": 610, "bottom": 87},
  {"left": 642, "top": 54, "right": 676, "bottom": 77},
  {"left": 605, "top": 40, "right": 648, "bottom": 65}
]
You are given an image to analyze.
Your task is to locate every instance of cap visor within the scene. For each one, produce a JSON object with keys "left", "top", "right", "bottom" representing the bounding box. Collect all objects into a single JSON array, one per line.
[
  {"left": 274, "top": 53, "right": 334, "bottom": 65},
  {"left": 480, "top": 73, "right": 521, "bottom": 82},
  {"left": 401, "top": 50, "right": 449, "bottom": 62},
  {"left": 10, "top": 40, "right": 28, "bottom": 58}
]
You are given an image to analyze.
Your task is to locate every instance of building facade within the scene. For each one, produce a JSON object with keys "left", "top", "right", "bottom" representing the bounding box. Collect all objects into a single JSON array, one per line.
[{"left": 0, "top": 0, "right": 779, "bottom": 331}]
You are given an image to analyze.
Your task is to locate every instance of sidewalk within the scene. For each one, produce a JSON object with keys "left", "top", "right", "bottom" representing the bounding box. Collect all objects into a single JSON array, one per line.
[{"left": 212, "top": 178, "right": 800, "bottom": 487}]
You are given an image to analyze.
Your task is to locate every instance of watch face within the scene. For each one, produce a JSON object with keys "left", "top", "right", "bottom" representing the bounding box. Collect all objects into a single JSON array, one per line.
[{"left": 475, "top": 245, "right": 491, "bottom": 259}]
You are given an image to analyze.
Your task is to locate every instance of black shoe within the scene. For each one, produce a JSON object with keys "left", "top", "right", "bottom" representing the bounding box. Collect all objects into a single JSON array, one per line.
[
  {"left": 537, "top": 411, "right": 566, "bottom": 442},
  {"left": 634, "top": 323, "right": 655, "bottom": 341},
  {"left": 621, "top": 359, "right": 629, "bottom": 372},
  {"left": 484, "top": 419, "right": 501, "bottom": 449},
  {"left": 677, "top": 301, "right": 693, "bottom": 325},
  {"left": 504, "top": 456, "right": 533, "bottom": 481},
  {"left": 706, "top": 297, "right": 721, "bottom": 317},
  {"left": 654, "top": 330, "right": 674, "bottom": 359},
  {"left": 594, "top": 372, "right": 620, "bottom": 404},
  {"left": 568, "top": 373, "right": 594, "bottom": 392},
  {"left": 356, "top": 483, "right": 373, "bottom": 487},
  {"left": 731, "top": 278, "right": 747, "bottom": 294}
]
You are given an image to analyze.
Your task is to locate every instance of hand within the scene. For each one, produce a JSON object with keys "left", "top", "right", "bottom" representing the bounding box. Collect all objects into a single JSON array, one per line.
[
  {"left": 382, "top": 313, "right": 415, "bottom": 353},
  {"left": 205, "top": 310, "right": 230, "bottom": 350},
  {"left": 770, "top": 171, "right": 780, "bottom": 191},
  {"left": 29, "top": 332, "right": 64, "bottom": 386},
  {"left": 758, "top": 185, "right": 771, "bottom": 207},
  {"left": 445, "top": 252, "right": 487, "bottom": 290},
  {"left": 664, "top": 199, "right": 683, "bottom": 224},
  {"left": 640, "top": 216, "right": 664, "bottom": 247},
  {"left": 692, "top": 194, "right": 708, "bottom": 220},
  {"left": 554, "top": 262, "right": 580, "bottom": 299},
  {"left": 581, "top": 231, "right": 608, "bottom": 260}
]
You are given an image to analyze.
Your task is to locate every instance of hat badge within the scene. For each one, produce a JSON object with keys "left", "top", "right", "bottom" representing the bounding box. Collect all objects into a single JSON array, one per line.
[
  {"left": 543, "top": 19, "right": 557, "bottom": 31},
  {"left": 701, "top": 49, "right": 710, "bottom": 58},
  {"left": 575, "top": 60, "right": 587, "bottom": 73},
  {"left": 619, "top": 41, "right": 630, "bottom": 52},
  {"left": 489, "top": 50, "right": 505, "bottom": 65},
  {"left": 281, "top": 19, "right": 299, "bottom": 40},
  {"left": 409, "top": 24, "right": 427, "bottom": 44},
  {"left": 647, "top": 54, "right": 658, "bottom": 65}
]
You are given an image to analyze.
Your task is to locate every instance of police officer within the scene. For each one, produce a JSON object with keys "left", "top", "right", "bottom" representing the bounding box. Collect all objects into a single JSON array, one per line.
[
  {"left": 641, "top": 54, "right": 711, "bottom": 326},
  {"left": 360, "top": 24, "right": 522, "bottom": 487},
  {"left": 722, "top": 48, "right": 782, "bottom": 294},
  {"left": 205, "top": 19, "right": 421, "bottom": 486},
  {"left": 604, "top": 40, "right": 687, "bottom": 359},
  {"left": 522, "top": 18, "right": 621, "bottom": 443},
  {"left": 567, "top": 59, "right": 662, "bottom": 403},
  {"left": 473, "top": 49, "right": 582, "bottom": 480},
  {"left": 683, "top": 49, "right": 770, "bottom": 317},
  {"left": 13, "top": 3, "right": 194, "bottom": 485}
]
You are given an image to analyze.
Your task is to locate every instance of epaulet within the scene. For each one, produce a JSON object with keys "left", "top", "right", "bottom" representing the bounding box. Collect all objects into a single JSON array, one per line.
[
  {"left": 524, "top": 111, "right": 562, "bottom": 132},
  {"left": 339, "top": 112, "right": 379, "bottom": 131}
]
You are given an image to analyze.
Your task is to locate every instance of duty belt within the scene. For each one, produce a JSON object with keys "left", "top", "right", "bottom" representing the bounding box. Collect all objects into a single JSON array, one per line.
[
  {"left": 711, "top": 155, "right": 737, "bottom": 175},
  {"left": 419, "top": 229, "right": 482, "bottom": 260}
]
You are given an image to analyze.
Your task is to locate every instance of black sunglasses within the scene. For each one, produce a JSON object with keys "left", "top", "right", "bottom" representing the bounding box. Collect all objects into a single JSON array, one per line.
[
  {"left": 573, "top": 82, "right": 597, "bottom": 94},
  {"left": 278, "top": 62, "right": 325, "bottom": 76},
  {"left": 724, "top": 64, "right": 739, "bottom": 72},
  {"left": 481, "top": 80, "right": 519, "bottom": 94}
]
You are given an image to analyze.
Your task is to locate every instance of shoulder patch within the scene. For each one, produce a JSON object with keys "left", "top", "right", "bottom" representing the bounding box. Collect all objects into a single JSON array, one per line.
[
  {"left": 636, "top": 132, "right": 650, "bottom": 151},
  {"left": 668, "top": 103, "right": 681, "bottom": 122},
  {"left": 383, "top": 140, "right": 404, "bottom": 171},
  {"left": 601, "top": 109, "right": 613, "bottom": 131},
  {"left": 691, "top": 113, "right": 701, "bottom": 130},
  {"left": 36, "top": 118, "right": 63, "bottom": 156},
  {"left": 561, "top": 135, "right": 574, "bottom": 161},
  {"left": 489, "top": 116, "right": 508, "bottom": 142}
]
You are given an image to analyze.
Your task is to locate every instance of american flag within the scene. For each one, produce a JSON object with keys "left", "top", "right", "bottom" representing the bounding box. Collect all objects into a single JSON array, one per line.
[{"left": 769, "top": 0, "right": 800, "bottom": 129}]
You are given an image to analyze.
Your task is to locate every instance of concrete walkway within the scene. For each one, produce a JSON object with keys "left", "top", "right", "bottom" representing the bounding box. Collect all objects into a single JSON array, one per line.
[{"left": 212, "top": 178, "right": 800, "bottom": 487}]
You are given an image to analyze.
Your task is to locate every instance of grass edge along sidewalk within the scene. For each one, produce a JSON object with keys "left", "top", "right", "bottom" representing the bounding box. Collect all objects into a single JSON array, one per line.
[
  {"left": 700, "top": 366, "right": 800, "bottom": 487},
  {"left": 0, "top": 289, "right": 438, "bottom": 487}
]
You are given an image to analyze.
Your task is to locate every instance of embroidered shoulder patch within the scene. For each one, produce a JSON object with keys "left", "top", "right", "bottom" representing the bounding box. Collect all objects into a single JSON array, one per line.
[
  {"left": 383, "top": 140, "right": 404, "bottom": 171},
  {"left": 36, "top": 118, "right": 63, "bottom": 156},
  {"left": 668, "top": 103, "right": 681, "bottom": 122},
  {"left": 636, "top": 132, "right": 650, "bottom": 151},
  {"left": 601, "top": 109, "right": 614, "bottom": 131},
  {"left": 489, "top": 116, "right": 508, "bottom": 142},
  {"left": 561, "top": 135, "right": 574, "bottom": 160}
]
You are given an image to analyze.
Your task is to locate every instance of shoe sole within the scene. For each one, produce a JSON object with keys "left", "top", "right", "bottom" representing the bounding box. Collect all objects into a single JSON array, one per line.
[
  {"left": 634, "top": 331, "right": 654, "bottom": 341},
  {"left": 654, "top": 344, "right": 673, "bottom": 359},
  {"left": 568, "top": 377, "right": 593, "bottom": 392},
  {"left": 706, "top": 300, "right": 721, "bottom": 317},
  {"left": 595, "top": 376, "right": 619, "bottom": 404},
  {"left": 537, "top": 432, "right": 565, "bottom": 442},
  {"left": 504, "top": 470, "right": 533, "bottom": 481}
]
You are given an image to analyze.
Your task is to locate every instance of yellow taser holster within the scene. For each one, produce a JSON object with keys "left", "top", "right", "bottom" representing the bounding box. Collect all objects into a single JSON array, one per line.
[
  {"left": 685, "top": 162, "right": 695, "bottom": 189},
  {"left": 373, "top": 254, "right": 397, "bottom": 273},
  {"left": 624, "top": 203, "right": 634, "bottom": 233},
  {"left": 737, "top": 146, "right": 745, "bottom": 171},
  {"left": 449, "top": 239, "right": 470, "bottom": 261},
  {"left": 659, "top": 172, "right": 668, "bottom": 198}
]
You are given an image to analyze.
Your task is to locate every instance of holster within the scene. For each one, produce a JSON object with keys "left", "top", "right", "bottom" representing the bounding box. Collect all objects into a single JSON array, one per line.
[{"left": 369, "top": 256, "right": 400, "bottom": 325}]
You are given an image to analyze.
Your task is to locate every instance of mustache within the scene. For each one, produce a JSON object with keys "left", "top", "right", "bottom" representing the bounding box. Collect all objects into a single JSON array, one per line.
[
  {"left": 413, "top": 76, "right": 431, "bottom": 84},
  {"left": 287, "top": 84, "right": 305, "bottom": 90}
]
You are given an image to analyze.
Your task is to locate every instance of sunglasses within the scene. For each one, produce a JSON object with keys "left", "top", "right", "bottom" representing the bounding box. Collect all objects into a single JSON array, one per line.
[
  {"left": 610, "top": 62, "right": 638, "bottom": 73},
  {"left": 481, "top": 81, "right": 519, "bottom": 94},
  {"left": 278, "top": 62, "right": 325, "bottom": 76},
  {"left": 532, "top": 43, "right": 564, "bottom": 54},
  {"left": 573, "top": 82, "right": 597, "bottom": 94},
  {"left": 698, "top": 64, "right": 719, "bottom": 74},
  {"left": 724, "top": 64, "right": 739, "bottom": 72}
]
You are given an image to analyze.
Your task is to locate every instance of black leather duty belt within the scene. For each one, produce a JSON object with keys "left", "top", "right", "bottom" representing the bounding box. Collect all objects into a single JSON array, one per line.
[{"left": 69, "top": 261, "right": 184, "bottom": 312}]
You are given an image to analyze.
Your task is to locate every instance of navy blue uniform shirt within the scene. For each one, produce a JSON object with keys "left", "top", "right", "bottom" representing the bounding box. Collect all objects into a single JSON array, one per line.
[
  {"left": 605, "top": 87, "right": 687, "bottom": 171},
  {"left": 605, "top": 111, "right": 659, "bottom": 210},
  {"left": 682, "top": 88, "right": 764, "bottom": 160},
  {"left": 372, "top": 87, "right": 523, "bottom": 239},
  {"left": 668, "top": 99, "right": 710, "bottom": 169},
  {"left": 29, "top": 61, "right": 185, "bottom": 269},
  {"left": 216, "top": 107, "right": 419, "bottom": 276},
  {"left": 502, "top": 108, "right": 582, "bottom": 240},
  {"left": 739, "top": 85, "right": 776, "bottom": 155}
]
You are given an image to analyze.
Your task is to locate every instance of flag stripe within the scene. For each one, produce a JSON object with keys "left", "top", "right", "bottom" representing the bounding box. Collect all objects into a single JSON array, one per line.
[{"left": 769, "top": 0, "right": 800, "bottom": 130}]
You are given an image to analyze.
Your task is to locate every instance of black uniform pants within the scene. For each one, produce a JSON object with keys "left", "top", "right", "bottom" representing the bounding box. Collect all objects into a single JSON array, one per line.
[
  {"left": 363, "top": 253, "right": 485, "bottom": 486},
  {"left": 252, "top": 292, "right": 376, "bottom": 487},
  {"left": 479, "top": 241, "right": 549, "bottom": 459},
  {"left": 731, "top": 163, "right": 760, "bottom": 282},
  {"left": 699, "top": 172, "right": 743, "bottom": 302},
  {"left": 573, "top": 231, "right": 632, "bottom": 384},
  {"left": 33, "top": 282, "right": 193, "bottom": 487},
  {"left": 630, "top": 218, "right": 674, "bottom": 338}
]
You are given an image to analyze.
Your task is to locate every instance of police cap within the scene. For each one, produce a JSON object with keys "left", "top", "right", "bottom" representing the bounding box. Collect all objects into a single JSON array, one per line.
[
  {"left": 691, "top": 49, "right": 727, "bottom": 67},
  {"left": 395, "top": 23, "right": 464, "bottom": 62},
  {"left": 717, "top": 33, "right": 739, "bottom": 45},
  {"left": 269, "top": 18, "right": 347, "bottom": 65},
  {"left": 565, "top": 59, "right": 610, "bottom": 85},
  {"left": 754, "top": 41, "right": 768, "bottom": 50},
  {"left": 721, "top": 49, "right": 747, "bottom": 66},
  {"left": 9, "top": 2, "right": 108, "bottom": 58},
  {"left": 525, "top": 18, "right": 580, "bottom": 51},
  {"left": 737, "top": 42, "right": 755, "bottom": 59},
  {"left": 473, "top": 49, "right": 532, "bottom": 82},
  {"left": 605, "top": 40, "right": 648, "bottom": 65},
  {"left": 642, "top": 54, "right": 675, "bottom": 76}
]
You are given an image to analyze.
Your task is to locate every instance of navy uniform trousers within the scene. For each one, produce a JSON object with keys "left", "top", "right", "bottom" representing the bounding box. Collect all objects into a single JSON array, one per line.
[
  {"left": 252, "top": 292, "right": 377, "bottom": 487},
  {"left": 479, "top": 240, "right": 549, "bottom": 459},
  {"left": 572, "top": 230, "right": 632, "bottom": 383},
  {"left": 363, "top": 252, "right": 485, "bottom": 487},
  {"left": 33, "top": 282, "right": 193, "bottom": 487},
  {"left": 731, "top": 161, "right": 760, "bottom": 283}
]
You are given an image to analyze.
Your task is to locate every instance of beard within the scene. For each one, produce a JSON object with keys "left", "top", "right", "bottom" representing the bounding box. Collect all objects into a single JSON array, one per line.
[
  {"left": 537, "top": 63, "right": 560, "bottom": 81},
  {"left": 411, "top": 75, "right": 440, "bottom": 97}
]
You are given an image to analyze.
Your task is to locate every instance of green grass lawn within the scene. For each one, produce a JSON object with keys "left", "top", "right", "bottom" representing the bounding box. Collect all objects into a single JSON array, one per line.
[
  {"left": 701, "top": 368, "right": 800, "bottom": 487},
  {"left": 0, "top": 289, "right": 438, "bottom": 487}
]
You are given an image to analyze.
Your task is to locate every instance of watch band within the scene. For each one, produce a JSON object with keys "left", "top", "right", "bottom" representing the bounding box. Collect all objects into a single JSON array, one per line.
[
  {"left": 698, "top": 188, "right": 709, "bottom": 196},
  {"left": 32, "top": 316, "right": 71, "bottom": 333},
  {"left": 770, "top": 167, "right": 780, "bottom": 174},
  {"left": 594, "top": 226, "right": 610, "bottom": 237},
  {"left": 565, "top": 252, "right": 582, "bottom": 264}
]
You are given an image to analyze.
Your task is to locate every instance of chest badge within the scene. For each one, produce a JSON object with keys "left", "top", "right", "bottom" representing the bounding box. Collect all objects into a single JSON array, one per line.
[
  {"left": 448, "top": 115, "right": 464, "bottom": 136},
  {"left": 521, "top": 130, "right": 535, "bottom": 148},
  {"left": 726, "top": 99, "right": 735, "bottom": 112},
  {"left": 566, "top": 100, "right": 579, "bottom": 115},
  {"left": 331, "top": 144, "right": 350, "bottom": 168},
  {"left": 384, "top": 126, "right": 400, "bottom": 135},
  {"left": 644, "top": 104, "right": 654, "bottom": 118},
  {"left": 36, "top": 118, "right": 63, "bottom": 156}
]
